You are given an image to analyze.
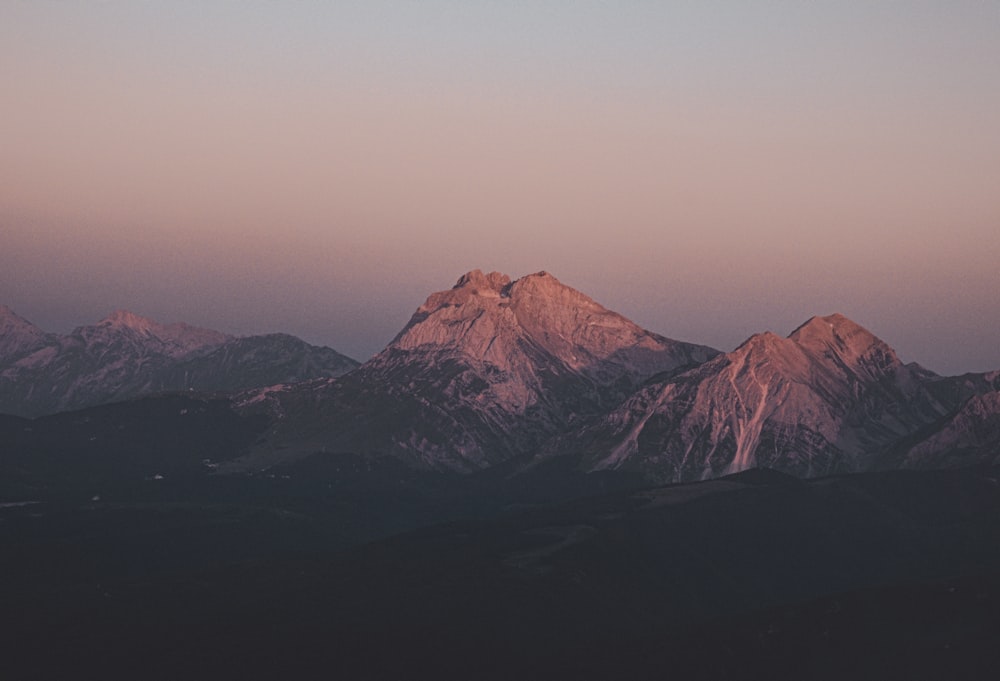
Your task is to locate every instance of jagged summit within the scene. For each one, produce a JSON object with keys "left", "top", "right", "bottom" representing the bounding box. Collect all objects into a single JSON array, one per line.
[
  {"left": 97, "top": 308, "right": 223, "bottom": 337},
  {"left": 719, "top": 314, "right": 899, "bottom": 383},
  {"left": 82, "top": 310, "right": 230, "bottom": 358},
  {"left": 449, "top": 268, "right": 555, "bottom": 289},
  {"left": 734, "top": 330, "right": 787, "bottom": 353},
  {"left": 97, "top": 308, "right": 209, "bottom": 334},
  {"left": 0, "top": 305, "right": 51, "bottom": 362},
  {"left": 789, "top": 312, "right": 855, "bottom": 334},
  {"left": 789, "top": 313, "right": 889, "bottom": 354},
  {"left": 391, "top": 269, "right": 717, "bottom": 375},
  {"left": 0, "top": 304, "right": 40, "bottom": 328},
  {"left": 787, "top": 313, "right": 902, "bottom": 384},
  {"left": 453, "top": 269, "right": 513, "bottom": 293},
  {"left": 725, "top": 330, "right": 819, "bottom": 382},
  {"left": 0, "top": 304, "right": 41, "bottom": 330},
  {"left": 99, "top": 309, "right": 158, "bottom": 329},
  {"left": 402, "top": 270, "right": 563, "bottom": 329}
]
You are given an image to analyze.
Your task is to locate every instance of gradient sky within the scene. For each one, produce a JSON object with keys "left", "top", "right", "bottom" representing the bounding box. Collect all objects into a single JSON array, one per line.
[{"left": 2, "top": 1, "right": 998, "bottom": 374}]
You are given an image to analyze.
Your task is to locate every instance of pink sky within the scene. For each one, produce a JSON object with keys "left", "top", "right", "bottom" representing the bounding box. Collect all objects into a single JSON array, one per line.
[{"left": 2, "top": 2, "right": 998, "bottom": 373}]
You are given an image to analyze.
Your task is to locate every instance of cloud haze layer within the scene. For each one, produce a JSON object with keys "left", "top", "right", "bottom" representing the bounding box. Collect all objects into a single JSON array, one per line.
[{"left": 2, "top": 1, "right": 998, "bottom": 374}]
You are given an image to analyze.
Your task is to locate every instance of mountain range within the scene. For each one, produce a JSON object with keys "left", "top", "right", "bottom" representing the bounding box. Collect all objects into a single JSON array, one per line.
[
  {"left": 541, "top": 313, "right": 976, "bottom": 482},
  {"left": 2, "top": 270, "right": 998, "bottom": 481},
  {"left": 229, "top": 270, "right": 1000, "bottom": 480},
  {"left": 4, "top": 270, "right": 1000, "bottom": 680},
  {"left": 0, "top": 306, "right": 359, "bottom": 417}
]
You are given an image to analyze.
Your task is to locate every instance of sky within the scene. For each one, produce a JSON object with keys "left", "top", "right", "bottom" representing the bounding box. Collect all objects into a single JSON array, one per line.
[{"left": 2, "top": 1, "right": 998, "bottom": 375}]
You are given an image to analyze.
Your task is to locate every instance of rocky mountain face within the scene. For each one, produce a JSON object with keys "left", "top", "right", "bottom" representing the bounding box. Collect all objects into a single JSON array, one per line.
[
  {"left": 889, "top": 390, "right": 1000, "bottom": 470},
  {"left": 237, "top": 270, "right": 719, "bottom": 472},
  {"left": 542, "top": 314, "right": 979, "bottom": 482},
  {"left": 921, "top": 368, "right": 1000, "bottom": 410},
  {"left": 0, "top": 309, "right": 359, "bottom": 417},
  {"left": 0, "top": 305, "right": 54, "bottom": 361}
]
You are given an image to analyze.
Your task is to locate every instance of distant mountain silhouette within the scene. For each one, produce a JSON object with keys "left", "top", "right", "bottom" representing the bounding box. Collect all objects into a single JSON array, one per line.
[{"left": 0, "top": 307, "right": 358, "bottom": 417}]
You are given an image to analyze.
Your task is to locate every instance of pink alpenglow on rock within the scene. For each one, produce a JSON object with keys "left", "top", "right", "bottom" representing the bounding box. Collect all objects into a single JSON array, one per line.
[{"left": 233, "top": 270, "right": 719, "bottom": 472}]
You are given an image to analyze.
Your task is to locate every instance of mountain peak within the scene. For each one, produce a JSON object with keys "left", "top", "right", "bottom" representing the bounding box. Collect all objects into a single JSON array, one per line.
[
  {"left": 733, "top": 330, "right": 787, "bottom": 353},
  {"left": 0, "top": 305, "right": 37, "bottom": 329},
  {"left": 391, "top": 270, "right": 716, "bottom": 376},
  {"left": 453, "top": 270, "right": 512, "bottom": 294},
  {"left": 788, "top": 313, "right": 889, "bottom": 357},
  {"left": 0, "top": 305, "right": 43, "bottom": 329},
  {"left": 87, "top": 310, "right": 229, "bottom": 358},
  {"left": 99, "top": 309, "right": 160, "bottom": 332},
  {"left": 435, "top": 270, "right": 578, "bottom": 309},
  {"left": 0, "top": 306, "right": 39, "bottom": 330},
  {"left": 788, "top": 312, "right": 868, "bottom": 338},
  {"left": 0, "top": 305, "right": 51, "bottom": 361},
  {"left": 397, "top": 269, "right": 614, "bottom": 357}
]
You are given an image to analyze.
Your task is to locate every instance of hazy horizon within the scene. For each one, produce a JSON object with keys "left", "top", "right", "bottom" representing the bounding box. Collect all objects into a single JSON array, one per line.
[{"left": 3, "top": 2, "right": 998, "bottom": 375}]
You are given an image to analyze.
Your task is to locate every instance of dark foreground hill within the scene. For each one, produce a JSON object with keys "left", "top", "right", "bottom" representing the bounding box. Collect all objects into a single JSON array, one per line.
[{"left": 3, "top": 466, "right": 1000, "bottom": 680}]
